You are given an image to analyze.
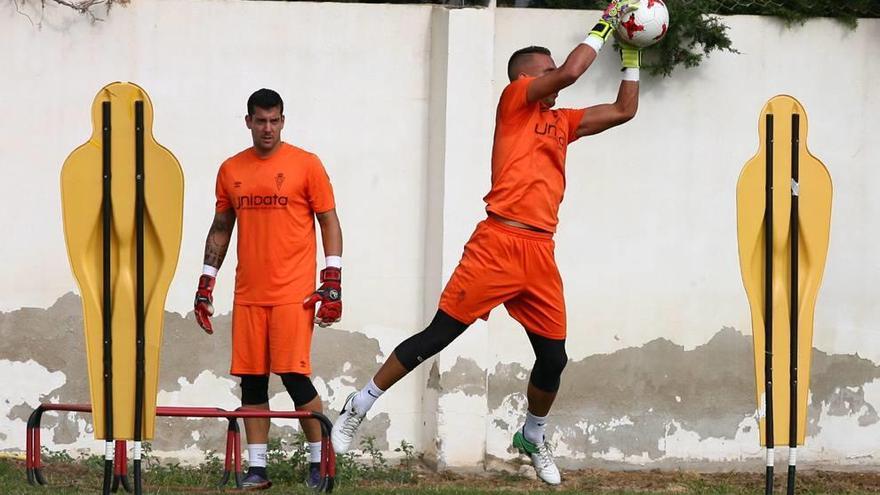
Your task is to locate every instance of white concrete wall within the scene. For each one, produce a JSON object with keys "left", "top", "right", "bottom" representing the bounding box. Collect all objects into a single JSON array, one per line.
[
  {"left": 490, "top": 8, "right": 880, "bottom": 363},
  {"left": 2, "top": 0, "right": 880, "bottom": 470},
  {"left": 488, "top": 10, "right": 880, "bottom": 467},
  {"left": 1, "top": 0, "right": 434, "bottom": 460}
]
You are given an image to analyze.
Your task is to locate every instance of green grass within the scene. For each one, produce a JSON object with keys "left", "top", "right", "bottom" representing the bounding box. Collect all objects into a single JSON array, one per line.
[{"left": 4, "top": 438, "right": 880, "bottom": 494}]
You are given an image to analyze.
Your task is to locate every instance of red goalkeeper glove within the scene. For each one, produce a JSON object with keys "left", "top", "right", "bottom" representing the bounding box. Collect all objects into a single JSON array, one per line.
[
  {"left": 303, "top": 267, "right": 342, "bottom": 328},
  {"left": 194, "top": 274, "right": 216, "bottom": 334}
]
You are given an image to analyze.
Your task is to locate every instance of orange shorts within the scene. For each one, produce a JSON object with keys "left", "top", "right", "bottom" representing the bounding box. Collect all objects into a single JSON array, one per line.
[
  {"left": 230, "top": 302, "right": 314, "bottom": 375},
  {"left": 438, "top": 217, "right": 566, "bottom": 340}
]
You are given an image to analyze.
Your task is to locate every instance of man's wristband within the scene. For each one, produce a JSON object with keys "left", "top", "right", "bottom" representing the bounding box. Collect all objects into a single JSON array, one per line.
[
  {"left": 202, "top": 265, "right": 218, "bottom": 277},
  {"left": 582, "top": 19, "right": 614, "bottom": 53},
  {"left": 620, "top": 45, "right": 641, "bottom": 69},
  {"left": 325, "top": 256, "right": 342, "bottom": 269}
]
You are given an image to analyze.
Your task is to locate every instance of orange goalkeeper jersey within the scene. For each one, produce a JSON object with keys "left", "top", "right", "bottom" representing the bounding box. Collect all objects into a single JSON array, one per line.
[
  {"left": 215, "top": 142, "right": 335, "bottom": 305},
  {"left": 484, "top": 77, "right": 586, "bottom": 233}
]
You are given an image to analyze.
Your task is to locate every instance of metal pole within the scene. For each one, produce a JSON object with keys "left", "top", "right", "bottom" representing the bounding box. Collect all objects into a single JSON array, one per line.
[
  {"left": 101, "top": 101, "right": 115, "bottom": 495},
  {"left": 133, "top": 101, "right": 146, "bottom": 495},
  {"left": 787, "top": 113, "right": 800, "bottom": 495},
  {"left": 764, "top": 113, "right": 775, "bottom": 495}
]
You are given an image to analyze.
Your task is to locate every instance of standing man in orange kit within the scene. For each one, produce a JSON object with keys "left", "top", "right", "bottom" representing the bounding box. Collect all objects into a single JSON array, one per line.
[
  {"left": 331, "top": 0, "right": 641, "bottom": 485},
  {"left": 194, "top": 88, "right": 343, "bottom": 490}
]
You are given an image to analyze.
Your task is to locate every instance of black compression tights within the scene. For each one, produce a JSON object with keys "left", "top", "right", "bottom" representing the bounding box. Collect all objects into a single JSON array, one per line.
[
  {"left": 392, "top": 309, "right": 567, "bottom": 392},
  {"left": 392, "top": 310, "right": 469, "bottom": 371},
  {"left": 526, "top": 331, "right": 568, "bottom": 393}
]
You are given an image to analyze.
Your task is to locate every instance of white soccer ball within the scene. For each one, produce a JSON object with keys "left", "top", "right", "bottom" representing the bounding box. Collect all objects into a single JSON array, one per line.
[{"left": 615, "top": 0, "right": 670, "bottom": 49}]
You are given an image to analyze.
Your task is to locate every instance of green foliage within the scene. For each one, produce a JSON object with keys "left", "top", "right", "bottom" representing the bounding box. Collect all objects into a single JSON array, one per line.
[
  {"left": 642, "top": 0, "right": 738, "bottom": 77},
  {"left": 394, "top": 439, "right": 418, "bottom": 470},
  {"left": 499, "top": 0, "right": 738, "bottom": 77},
  {"left": 41, "top": 446, "right": 74, "bottom": 464},
  {"left": 265, "top": 435, "right": 310, "bottom": 483},
  {"left": 496, "top": 0, "right": 879, "bottom": 76},
  {"left": 335, "top": 436, "right": 418, "bottom": 484},
  {"left": 6, "top": 454, "right": 880, "bottom": 494},
  {"left": 72, "top": 450, "right": 105, "bottom": 473},
  {"left": 141, "top": 441, "right": 159, "bottom": 470},
  {"left": 712, "top": 0, "right": 880, "bottom": 28}
]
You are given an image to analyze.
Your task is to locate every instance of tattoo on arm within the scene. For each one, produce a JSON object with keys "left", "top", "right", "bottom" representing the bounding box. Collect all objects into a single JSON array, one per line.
[{"left": 203, "top": 211, "right": 235, "bottom": 268}]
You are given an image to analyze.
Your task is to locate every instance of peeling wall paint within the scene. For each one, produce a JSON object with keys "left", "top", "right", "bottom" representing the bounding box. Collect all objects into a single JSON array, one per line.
[
  {"left": 0, "top": 294, "right": 396, "bottom": 459},
  {"left": 486, "top": 327, "right": 880, "bottom": 467},
  {"left": 2, "top": 297, "right": 879, "bottom": 468},
  {"left": 2, "top": 0, "right": 880, "bottom": 471}
]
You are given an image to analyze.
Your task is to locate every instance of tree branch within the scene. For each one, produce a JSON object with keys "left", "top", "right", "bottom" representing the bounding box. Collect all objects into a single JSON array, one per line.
[{"left": 12, "top": 0, "right": 129, "bottom": 24}]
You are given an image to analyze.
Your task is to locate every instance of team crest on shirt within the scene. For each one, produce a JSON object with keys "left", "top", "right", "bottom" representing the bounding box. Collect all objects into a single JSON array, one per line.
[{"left": 233, "top": 174, "right": 289, "bottom": 210}]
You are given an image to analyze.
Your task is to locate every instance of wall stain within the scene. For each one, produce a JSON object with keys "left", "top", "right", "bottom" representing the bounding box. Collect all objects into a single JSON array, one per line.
[
  {"left": 1, "top": 293, "right": 390, "bottom": 454},
  {"left": 4, "top": 298, "right": 879, "bottom": 462},
  {"left": 437, "top": 357, "right": 485, "bottom": 397},
  {"left": 488, "top": 327, "right": 880, "bottom": 460},
  {"left": 426, "top": 361, "right": 441, "bottom": 391}
]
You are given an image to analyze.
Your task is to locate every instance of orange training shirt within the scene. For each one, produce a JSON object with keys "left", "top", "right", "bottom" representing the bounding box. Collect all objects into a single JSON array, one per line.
[
  {"left": 215, "top": 142, "right": 335, "bottom": 305},
  {"left": 484, "top": 77, "right": 586, "bottom": 233}
]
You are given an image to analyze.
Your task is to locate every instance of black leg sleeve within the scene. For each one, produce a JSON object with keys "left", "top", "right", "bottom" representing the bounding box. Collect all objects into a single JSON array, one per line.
[
  {"left": 526, "top": 332, "right": 568, "bottom": 393},
  {"left": 279, "top": 373, "right": 319, "bottom": 407},
  {"left": 240, "top": 374, "right": 270, "bottom": 405},
  {"left": 393, "top": 310, "right": 469, "bottom": 371}
]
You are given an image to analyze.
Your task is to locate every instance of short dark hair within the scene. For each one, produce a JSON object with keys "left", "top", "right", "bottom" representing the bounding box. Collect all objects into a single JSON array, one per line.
[
  {"left": 247, "top": 88, "right": 283, "bottom": 116},
  {"left": 507, "top": 46, "right": 552, "bottom": 81}
]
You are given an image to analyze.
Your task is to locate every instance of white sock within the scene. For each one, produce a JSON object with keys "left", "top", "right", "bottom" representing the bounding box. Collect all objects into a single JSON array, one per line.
[
  {"left": 523, "top": 411, "right": 547, "bottom": 445},
  {"left": 247, "top": 443, "right": 267, "bottom": 468},
  {"left": 352, "top": 378, "right": 384, "bottom": 414},
  {"left": 309, "top": 441, "right": 322, "bottom": 463}
]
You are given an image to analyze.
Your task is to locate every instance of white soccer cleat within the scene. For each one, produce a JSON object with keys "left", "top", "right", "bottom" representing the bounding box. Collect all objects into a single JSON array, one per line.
[
  {"left": 331, "top": 392, "right": 365, "bottom": 454},
  {"left": 512, "top": 429, "right": 561, "bottom": 485}
]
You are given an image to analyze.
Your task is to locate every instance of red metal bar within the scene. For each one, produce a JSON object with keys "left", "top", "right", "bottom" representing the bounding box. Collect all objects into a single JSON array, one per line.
[
  {"left": 114, "top": 443, "right": 120, "bottom": 475},
  {"left": 27, "top": 403, "right": 335, "bottom": 492},
  {"left": 233, "top": 425, "right": 242, "bottom": 484},
  {"left": 34, "top": 403, "right": 325, "bottom": 420},
  {"left": 26, "top": 425, "right": 33, "bottom": 471},
  {"left": 120, "top": 443, "right": 128, "bottom": 476},
  {"left": 223, "top": 428, "right": 233, "bottom": 473},
  {"left": 34, "top": 426, "right": 42, "bottom": 470},
  {"left": 114, "top": 440, "right": 123, "bottom": 475}
]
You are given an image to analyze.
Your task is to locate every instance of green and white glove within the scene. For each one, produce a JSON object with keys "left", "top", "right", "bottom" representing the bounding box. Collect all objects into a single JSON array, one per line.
[
  {"left": 620, "top": 43, "right": 641, "bottom": 81},
  {"left": 601, "top": 0, "right": 640, "bottom": 27},
  {"left": 583, "top": 0, "right": 640, "bottom": 52}
]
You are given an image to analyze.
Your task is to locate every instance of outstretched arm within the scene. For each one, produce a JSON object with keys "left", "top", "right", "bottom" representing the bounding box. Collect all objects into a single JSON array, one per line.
[
  {"left": 575, "top": 44, "right": 641, "bottom": 137},
  {"left": 526, "top": 44, "right": 599, "bottom": 104},
  {"left": 526, "top": 0, "right": 639, "bottom": 104},
  {"left": 576, "top": 80, "right": 639, "bottom": 137}
]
